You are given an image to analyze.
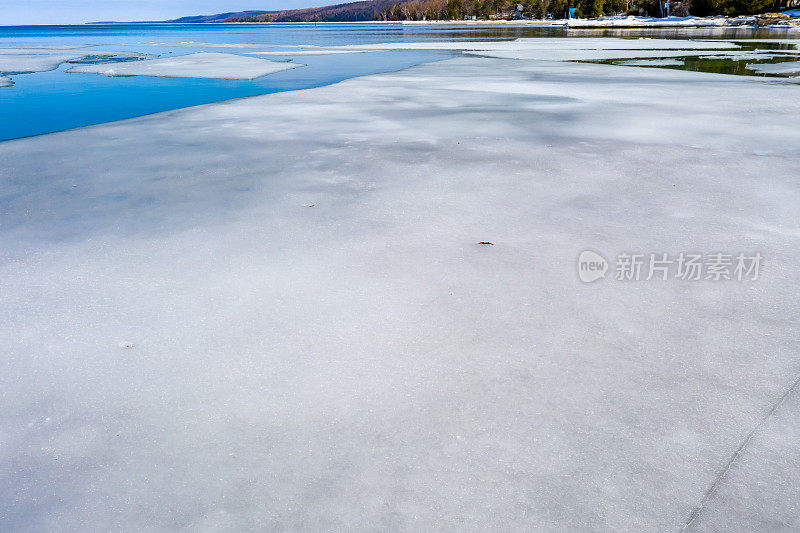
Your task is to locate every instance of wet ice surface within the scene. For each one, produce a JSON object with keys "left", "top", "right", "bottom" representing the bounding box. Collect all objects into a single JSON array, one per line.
[
  {"left": 2, "top": 36, "right": 800, "bottom": 531},
  {"left": 341, "top": 37, "right": 741, "bottom": 51},
  {"left": 0, "top": 48, "right": 146, "bottom": 87},
  {"left": 617, "top": 58, "right": 685, "bottom": 66},
  {"left": 0, "top": 47, "right": 141, "bottom": 74},
  {"left": 700, "top": 52, "right": 777, "bottom": 60},
  {"left": 342, "top": 37, "right": 754, "bottom": 62},
  {"left": 247, "top": 49, "right": 370, "bottom": 56},
  {"left": 690, "top": 382, "right": 800, "bottom": 531},
  {"left": 0, "top": 47, "right": 88, "bottom": 73},
  {"left": 746, "top": 60, "right": 800, "bottom": 74},
  {"left": 339, "top": 38, "right": 800, "bottom": 71},
  {"left": 66, "top": 52, "right": 302, "bottom": 80}
]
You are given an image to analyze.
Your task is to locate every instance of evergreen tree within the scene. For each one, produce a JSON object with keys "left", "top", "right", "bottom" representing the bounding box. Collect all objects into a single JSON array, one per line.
[{"left": 711, "top": 0, "right": 777, "bottom": 14}]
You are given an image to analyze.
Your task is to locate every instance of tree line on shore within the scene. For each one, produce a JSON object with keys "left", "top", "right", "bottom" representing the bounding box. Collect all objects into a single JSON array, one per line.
[{"left": 375, "top": 0, "right": 789, "bottom": 20}]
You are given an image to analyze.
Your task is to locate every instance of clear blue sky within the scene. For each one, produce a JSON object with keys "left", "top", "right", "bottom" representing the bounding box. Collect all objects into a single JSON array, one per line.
[{"left": 0, "top": 0, "right": 330, "bottom": 25}]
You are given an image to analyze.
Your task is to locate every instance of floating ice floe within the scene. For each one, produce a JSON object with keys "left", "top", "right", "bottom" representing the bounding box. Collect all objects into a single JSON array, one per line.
[
  {"left": 66, "top": 52, "right": 304, "bottom": 80},
  {"left": 745, "top": 60, "right": 800, "bottom": 74},
  {"left": 0, "top": 48, "right": 94, "bottom": 74},
  {"left": 338, "top": 37, "right": 740, "bottom": 62},
  {"left": 0, "top": 75, "right": 12, "bottom": 87},
  {"left": 466, "top": 48, "right": 739, "bottom": 61},
  {"left": 67, "top": 52, "right": 304, "bottom": 80},
  {"left": 341, "top": 37, "right": 739, "bottom": 52},
  {"left": 616, "top": 58, "right": 685, "bottom": 66},
  {"left": 700, "top": 52, "right": 778, "bottom": 60},
  {"left": 120, "top": 41, "right": 306, "bottom": 49},
  {"left": 247, "top": 50, "right": 369, "bottom": 56},
  {"left": 0, "top": 48, "right": 145, "bottom": 74}
]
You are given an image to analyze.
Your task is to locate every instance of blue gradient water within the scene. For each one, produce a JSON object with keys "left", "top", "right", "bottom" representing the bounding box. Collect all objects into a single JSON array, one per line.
[
  {"left": 1, "top": 23, "right": 793, "bottom": 141},
  {"left": 0, "top": 23, "right": 540, "bottom": 141},
  {"left": 0, "top": 47, "right": 452, "bottom": 141}
]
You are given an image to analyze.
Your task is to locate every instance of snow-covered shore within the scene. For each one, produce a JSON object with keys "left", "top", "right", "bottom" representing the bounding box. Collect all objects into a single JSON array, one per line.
[
  {"left": 402, "top": 15, "right": 800, "bottom": 28},
  {"left": 565, "top": 15, "right": 758, "bottom": 28},
  {"left": 2, "top": 38, "right": 800, "bottom": 531}
]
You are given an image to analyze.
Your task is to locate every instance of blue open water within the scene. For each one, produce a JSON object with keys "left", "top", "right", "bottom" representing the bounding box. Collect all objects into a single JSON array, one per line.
[{"left": 0, "top": 23, "right": 543, "bottom": 141}]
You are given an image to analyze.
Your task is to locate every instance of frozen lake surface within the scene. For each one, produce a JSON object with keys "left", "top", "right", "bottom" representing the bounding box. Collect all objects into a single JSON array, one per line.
[{"left": 1, "top": 22, "right": 800, "bottom": 532}]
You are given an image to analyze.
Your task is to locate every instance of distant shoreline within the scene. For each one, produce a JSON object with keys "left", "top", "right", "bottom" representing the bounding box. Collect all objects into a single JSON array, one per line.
[
  {"left": 3, "top": 16, "right": 796, "bottom": 28},
  {"left": 401, "top": 16, "right": 800, "bottom": 28},
  {"left": 84, "top": 16, "right": 798, "bottom": 28}
]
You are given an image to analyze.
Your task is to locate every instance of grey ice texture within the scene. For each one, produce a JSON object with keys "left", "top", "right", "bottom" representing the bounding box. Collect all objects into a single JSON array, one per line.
[
  {"left": 617, "top": 58, "right": 685, "bottom": 66},
  {"left": 746, "top": 60, "right": 800, "bottom": 74},
  {"left": 0, "top": 47, "right": 142, "bottom": 74},
  {"left": 2, "top": 36, "right": 800, "bottom": 531},
  {"left": 247, "top": 49, "right": 370, "bottom": 56}
]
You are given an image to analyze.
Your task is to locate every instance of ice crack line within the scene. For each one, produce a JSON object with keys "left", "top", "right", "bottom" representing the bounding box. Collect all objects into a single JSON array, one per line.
[{"left": 680, "top": 371, "right": 800, "bottom": 532}]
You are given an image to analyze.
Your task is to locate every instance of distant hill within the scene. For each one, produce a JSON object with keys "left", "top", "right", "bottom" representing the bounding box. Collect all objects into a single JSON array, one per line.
[
  {"left": 168, "top": 11, "right": 271, "bottom": 23},
  {"left": 90, "top": 1, "right": 413, "bottom": 24},
  {"left": 227, "top": 0, "right": 412, "bottom": 21},
  {"left": 90, "top": 10, "right": 270, "bottom": 24}
]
